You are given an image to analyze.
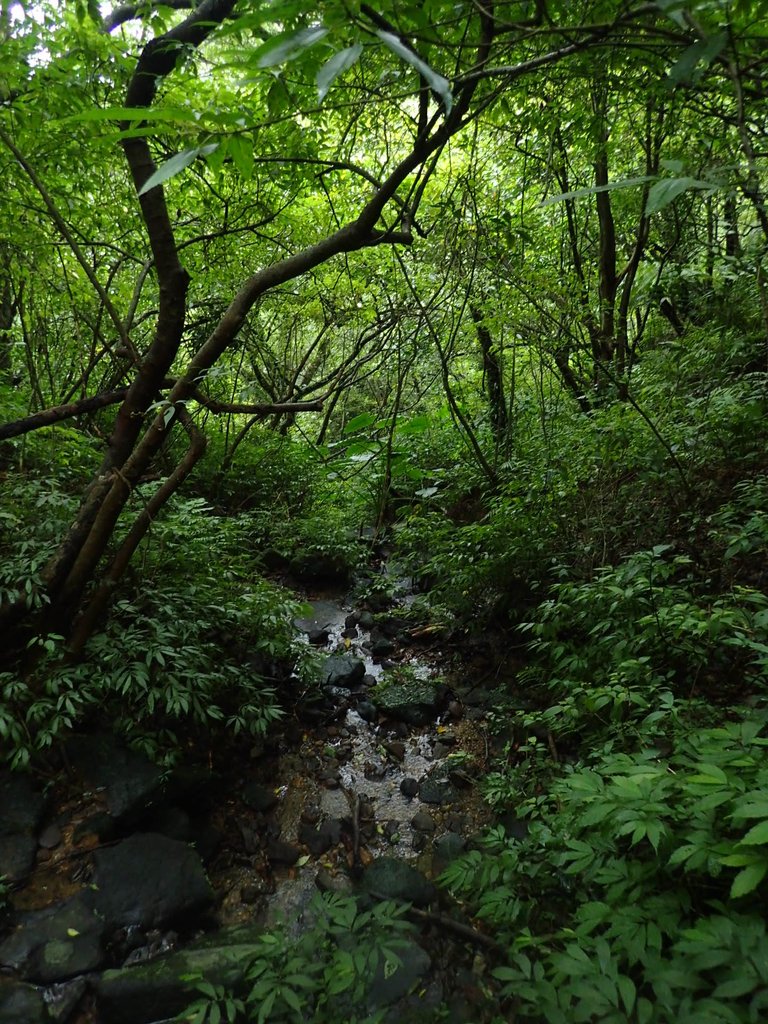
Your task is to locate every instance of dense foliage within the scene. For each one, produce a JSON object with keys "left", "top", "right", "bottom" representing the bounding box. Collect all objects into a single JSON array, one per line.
[{"left": 1, "top": 0, "right": 768, "bottom": 1019}]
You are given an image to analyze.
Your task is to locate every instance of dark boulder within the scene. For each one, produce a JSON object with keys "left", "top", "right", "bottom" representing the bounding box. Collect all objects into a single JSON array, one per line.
[
  {"left": 91, "top": 833, "right": 214, "bottom": 930},
  {"left": 362, "top": 858, "right": 435, "bottom": 907},
  {"left": 0, "top": 892, "right": 106, "bottom": 984},
  {"left": 0, "top": 773, "right": 48, "bottom": 882}
]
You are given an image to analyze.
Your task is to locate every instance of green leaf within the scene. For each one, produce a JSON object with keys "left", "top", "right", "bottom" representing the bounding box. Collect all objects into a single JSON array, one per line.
[
  {"left": 618, "top": 975, "right": 636, "bottom": 1015},
  {"left": 227, "top": 135, "right": 254, "bottom": 181},
  {"left": 138, "top": 145, "right": 218, "bottom": 195},
  {"left": 377, "top": 31, "right": 452, "bottom": 114},
  {"left": 741, "top": 820, "right": 768, "bottom": 845},
  {"left": 668, "top": 32, "right": 727, "bottom": 86},
  {"left": 343, "top": 412, "right": 377, "bottom": 434},
  {"left": 730, "top": 861, "right": 768, "bottom": 897},
  {"left": 645, "top": 177, "right": 715, "bottom": 215},
  {"left": 256, "top": 25, "right": 329, "bottom": 69},
  {"left": 731, "top": 801, "right": 768, "bottom": 820},
  {"left": 317, "top": 44, "right": 363, "bottom": 102},
  {"left": 541, "top": 176, "right": 653, "bottom": 207}
]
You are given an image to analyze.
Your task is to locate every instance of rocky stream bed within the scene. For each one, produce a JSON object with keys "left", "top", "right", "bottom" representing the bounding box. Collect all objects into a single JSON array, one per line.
[{"left": 0, "top": 584, "right": 511, "bottom": 1023}]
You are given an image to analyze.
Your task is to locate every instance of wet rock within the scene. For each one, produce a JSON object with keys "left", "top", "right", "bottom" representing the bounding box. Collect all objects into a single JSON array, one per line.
[
  {"left": 384, "top": 741, "right": 405, "bottom": 762},
  {"left": 357, "top": 701, "right": 378, "bottom": 724},
  {"left": 323, "top": 654, "right": 366, "bottom": 689},
  {"left": 366, "top": 939, "right": 430, "bottom": 1011},
  {"left": 345, "top": 612, "right": 359, "bottom": 629},
  {"left": 362, "top": 859, "right": 435, "bottom": 907},
  {"left": 67, "top": 736, "right": 163, "bottom": 828},
  {"left": 301, "top": 803, "right": 322, "bottom": 825},
  {"left": 308, "top": 628, "right": 330, "bottom": 646},
  {"left": 418, "top": 779, "right": 456, "bottom": 805},
  {"left": 320, "top": 769, "right": 341, "bottom": 789},
  {"left": 241, "top": 781, "right": 279, "bottom": 813},
  {"left": 447, "top": 700, "right": 464, "bottom": 721},
  {"left": 43, "top": 977, "right": 87, "bottom": 1022},
  {"left": 341, "top": 626, "right": 358, "bottom": 640},
  {"left": 358, "top": 611, "right": 375, "bottom": 629},
  {"left": 411, "top": 833, "right": 427, "bottom": 853},
  {"left": 371, "top": 638, "right": 395, "bottom": 658},
  {"left": 315, "top": 868, "right": 353, "bottom": 896},
  {"left": 432, "top": 741, "right": 453, "bottom": 759},
  {"left": 0, "top": 774, "right": 48, "bottom": 882},
  {"left": 92, "top": 833, "right": 214, "bottom": 930},
  {"left": 38, "top": 825, "right": 62, "bottom": 851},
  {"left": 400, "top": 778, "right": 419, "bottom": 799},
  {"left": 362, "top": 673, "right": 377, "bottom": 688},
  {"left": 95, "top": 925, "right": 267, "bottom": 1024},
  {"left": 0, "top": 891, "right": 106, "bottom": 984},
  {"left": 240, "top": 882, "right": 267, "bottom": 904},
  {"left": 411, "top": 810, "right": 435, "bottom": 833},
  {"left": 298, "top": 819, "right": 341, "bottom": 857},
  {"left": 432, "top": 834, "right": 467, "bottom": 871},
  {"left": 444, "top": 812, "right": 466, "bottom": 833},
  {"left": 0, "top": 978, "right": 49, "bottom": 1023},
  {"left": 375, "top": 680, "right": 440, "bottom": 727},
  {"left": 266, "top": 840, "right": 301, "bottom": 866}
]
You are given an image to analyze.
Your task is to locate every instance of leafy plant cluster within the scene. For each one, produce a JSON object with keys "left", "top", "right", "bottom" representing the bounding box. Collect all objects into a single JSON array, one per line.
[
  {"left": 439, "top": 464, "right": 768, "bottom": 1022},
  {"left": 443, "top": 714, "right": 768, "bottom": 1024},
  {"left": 181, "top": 893, "right": 415, "bottom": 1024},
  {"left": 0, "top": 492, "right": 310, "bottom": 767}
]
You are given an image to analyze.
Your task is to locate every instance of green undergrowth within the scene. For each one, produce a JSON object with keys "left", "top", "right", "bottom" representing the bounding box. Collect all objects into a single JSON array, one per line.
[{"left": 0, "top": 489, "right": 312, "bottom": 768}]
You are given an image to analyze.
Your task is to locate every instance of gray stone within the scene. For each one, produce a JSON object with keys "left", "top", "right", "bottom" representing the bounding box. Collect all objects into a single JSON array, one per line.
[
  {"left": 322, "top": 654, "right": 366, "bottom": 688},
  {"left": 38, "top": 825, "right": 62, "bottom": 850},
  {"left": 0, "top": 892, "right": 106, "bottom": 984},
  {"left": 67, "top": 736, "right": 163, "bottom": 827},
  {"left": 0, "top": 978, "right": 49, "bottom": 1023},
  {"left": 418, "top": 779, "right": 456, "bottom": 805},
  {"left": 308, "top": 628, "right": 330, "bottom": 646},
  {"left": 375, "top": 681, "right": 439, "bottom": 727},
  {"left": 357, "top": 701, "right": 378, "bottom": 723},
  {"left": 0, "top": 774, "right": 48, "bottom": 882},
  {"left": 42, "top": 977, "right": 87, "bottom": 1022},
  {"left": 411, "top": 810, "right": 435, "bottom": 833},
  {"left": 92, "top": 833, "right": 214, "bottom": 930},
  {"left": 399, "top": 777, "right": 419, "bottom": 799},
  {"left": 362, "top": 858, "right": 435, "bottom": 907}
]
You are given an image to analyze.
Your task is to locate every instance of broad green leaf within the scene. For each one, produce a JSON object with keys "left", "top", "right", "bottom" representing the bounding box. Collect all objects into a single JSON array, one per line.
[
  {"left": 541, "top": 176, "right": 653, "bottom": 207},
  {"left": 227, "top": 135, "right": 254, "bottom": 181},
  {"left": 377, "top": 31, "right": 452, "bottom": 115},
  {"left": 645, "top": 177, "right": 714, "bottom": 215},
  {"left": 256, "top": 25, "right": 328, "bottom": 69},
  {"left": 138, "top": 145, "right": 218, "bottom": 195},
  {"left": 317, "top": 44, "right": 363, "bottom": 103},
  {"left": 668, "top": 32, "right": 727, "bottom": 86},
  {"left": 731, "top": 800, "right": 768, "bottom": 819},
  {"left": 730, "top": 860, "right": 768, "bottom": 897},
  {"left": 741, "top": 820, "right": 768, "bottom": 845},
  {"left": 343, "top": 412, "right": 377, "bottom": 434}
]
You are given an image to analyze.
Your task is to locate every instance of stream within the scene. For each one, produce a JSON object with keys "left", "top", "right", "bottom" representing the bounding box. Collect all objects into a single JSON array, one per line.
[
  {"left": 215, "top": 585, "right": 491, "bottom": 937},
  {"left": 0, "top": 579, "right": 497, "bottom": 1024}
]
